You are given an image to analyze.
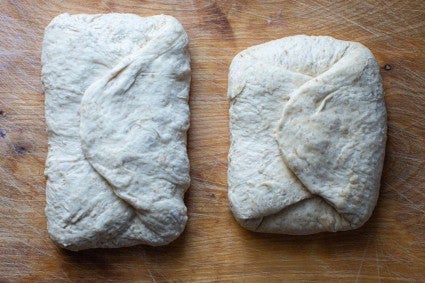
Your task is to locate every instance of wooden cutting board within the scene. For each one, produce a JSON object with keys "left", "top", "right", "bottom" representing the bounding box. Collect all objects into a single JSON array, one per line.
[{"left": 1, "top": 0, "right": 424, "bottom": 281}]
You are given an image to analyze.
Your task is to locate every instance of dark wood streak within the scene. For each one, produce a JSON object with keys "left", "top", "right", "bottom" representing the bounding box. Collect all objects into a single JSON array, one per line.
[{"left": 196, "top": 1, "right": 234, "bottom": 40}]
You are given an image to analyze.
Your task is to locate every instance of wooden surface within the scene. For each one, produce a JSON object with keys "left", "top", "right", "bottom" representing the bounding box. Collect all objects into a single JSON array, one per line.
[{"left": 1, "top": 0, "right": 424, "bottom": 281}]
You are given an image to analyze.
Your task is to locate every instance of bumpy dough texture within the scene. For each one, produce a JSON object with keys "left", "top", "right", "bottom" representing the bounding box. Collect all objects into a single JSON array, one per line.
[
  {"left": 228, "top": 35, "right": 386, "bottom": 234},
  {"left": 42, "top": 13, "right": 191, "bottom": 250}
]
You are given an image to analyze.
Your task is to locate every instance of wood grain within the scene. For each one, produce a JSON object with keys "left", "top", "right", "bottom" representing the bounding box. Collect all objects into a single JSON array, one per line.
[{"left": 1, "top": 0, "right": 424, "bottom": 281}]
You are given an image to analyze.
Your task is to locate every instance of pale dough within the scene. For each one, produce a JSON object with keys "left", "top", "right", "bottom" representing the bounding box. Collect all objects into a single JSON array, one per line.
[
  {"left": 42, "top": 13, "right": 191, "bottom": 250},
  {"left": 228, "top": 35, "right": 386, "bottom": 234}
]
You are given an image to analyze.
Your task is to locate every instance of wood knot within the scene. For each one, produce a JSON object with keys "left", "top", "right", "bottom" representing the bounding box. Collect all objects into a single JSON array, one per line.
[
  {"left": 13, "top": 144, "right": 28, "bottom": 155},
  {"left": 383, "top": 64, "right": 392, "bottom": 71}
]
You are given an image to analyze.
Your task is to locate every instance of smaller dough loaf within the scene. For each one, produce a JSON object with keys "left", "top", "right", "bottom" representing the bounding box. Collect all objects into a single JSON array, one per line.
[
  {"left": 228, "top": 35, "right": 386, "bottom": 234},
  {"left": 42, "top": 13, "right": 191, "bottom": 250}
]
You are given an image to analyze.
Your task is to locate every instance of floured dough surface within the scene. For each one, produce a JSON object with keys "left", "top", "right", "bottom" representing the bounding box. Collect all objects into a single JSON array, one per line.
[
  {"left": 42, "top": 13, "right": 191, "bottom": 250},
  {"left": 228, "top": 35, "right": 386, "bottom": 234}
]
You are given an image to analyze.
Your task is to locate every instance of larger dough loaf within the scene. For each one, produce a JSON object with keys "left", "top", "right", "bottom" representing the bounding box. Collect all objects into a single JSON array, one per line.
[
  {"left": 228, "top": 35, "right": 386, "bottom": 234},
  {"left": 42, "top": 13, "right": 191, "bottom": 250}
]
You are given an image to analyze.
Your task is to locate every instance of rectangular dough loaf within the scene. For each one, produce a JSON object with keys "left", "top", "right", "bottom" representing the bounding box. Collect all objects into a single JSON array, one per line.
[{"left": 42, "top": 13, "right": 191, "bottom": 250}]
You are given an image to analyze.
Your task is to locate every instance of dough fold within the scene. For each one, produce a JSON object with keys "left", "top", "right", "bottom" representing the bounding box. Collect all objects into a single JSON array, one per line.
[
  {"left": 228, "top": 35, "right": 386, "bottom": 234},
  {"left": 42, "top": 13, "right": 190, "bottom": 250}
]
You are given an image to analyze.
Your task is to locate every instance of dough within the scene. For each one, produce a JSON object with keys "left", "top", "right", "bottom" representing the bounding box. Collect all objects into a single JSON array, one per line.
[
  {"left": 42, "top": 13, "right": 191, "bottom": 250},
  {"left": 228, "top": 35, "right": 386, "bottom": 234}
]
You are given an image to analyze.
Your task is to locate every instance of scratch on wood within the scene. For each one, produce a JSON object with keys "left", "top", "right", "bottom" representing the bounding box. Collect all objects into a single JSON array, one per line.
[
  {"left": 147, "top": 269, "right": 157, "bottom": 283},
  {"left": 355, "top": 237, "right": 371, "bottom": 283}
]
